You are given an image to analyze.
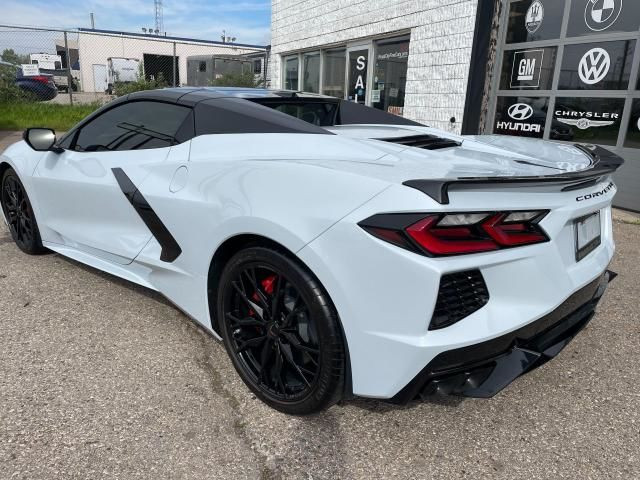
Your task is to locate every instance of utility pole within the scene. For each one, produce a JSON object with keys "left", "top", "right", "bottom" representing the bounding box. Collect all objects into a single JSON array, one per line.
[
  {"left": 172, "top": 42, "right": 177, "bottom": 87},
  {"left": 64, "top": 31, "right": 73, "bottom": 105}
]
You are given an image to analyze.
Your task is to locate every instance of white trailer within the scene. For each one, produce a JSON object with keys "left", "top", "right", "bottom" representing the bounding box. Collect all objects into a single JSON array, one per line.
[
  {"left": 29, "top": 53, "right": 62, "bottom": 70},
  {"left": 107, "top": 57, "right": 140, "bottom": 93}
]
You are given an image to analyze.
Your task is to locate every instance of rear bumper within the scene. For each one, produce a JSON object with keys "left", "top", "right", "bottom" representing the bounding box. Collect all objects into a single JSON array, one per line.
[{"left": 390, "top": 269, "right": 614, "bottom": 404}]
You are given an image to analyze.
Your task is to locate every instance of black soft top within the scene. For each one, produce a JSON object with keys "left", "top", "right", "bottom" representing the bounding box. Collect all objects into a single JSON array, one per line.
[{"left": 62, "top": 87, "right": 422, "bottom": 141}]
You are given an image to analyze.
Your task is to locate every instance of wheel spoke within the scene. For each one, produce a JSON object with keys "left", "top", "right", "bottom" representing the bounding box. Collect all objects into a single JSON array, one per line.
[
  {"left": 280, "top": 342, "right": 312, "bottom": 387},
  {"left": 243, "top": 268, "right": 271, "bottom": 314},
  {"left": 232, "top": 281, "right": 265, "bottom": 320},
  {"left": 235, "top": 335, "right": 267, "bottom": 353},
  {"left": 282, "top": 306, "right": 307, "bottom": 327},
  {"left": 270, "top": 275, "right": 283, "bottom": 322},
  {"left": 273, "top": 343, "right": 286, "bottom": 394},
  {"left": 226, "top": 312, "right": 265, "bottom": 328},
  {"left": 279, "top": 330, "right": 319, "bottom": 356},
  {"left": 258, "top": 337, "right": 274, "bottom": 382}
]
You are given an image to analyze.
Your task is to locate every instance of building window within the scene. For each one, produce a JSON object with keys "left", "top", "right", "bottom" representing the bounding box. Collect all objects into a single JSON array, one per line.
[
  {"left": 373, "top": 35, "right": 410, "bottom": 114},
  {"left": 322, "top": 49, "right": 346, "bottom": 99},
  {"left": 624, "top": 99, "right": 640, "bottom": 149},
  {"left": 283, "top": 55, "right": 299, "bottom": 90},
  {"left": 199, "top": 61, "right": 206, "bottom": 72},
  {"left": 254, "top": 59, "right": 262, "bottom": 74},
  {"left": 302, "top": 52, "right": 320, "bottom": 93}
]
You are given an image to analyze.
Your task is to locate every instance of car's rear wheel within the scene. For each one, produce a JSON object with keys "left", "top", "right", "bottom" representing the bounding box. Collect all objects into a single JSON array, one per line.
[
  {"left": 217, "top": 246, "right": 345, "bottom": 414},
  {"left": 1, "top": 168, "right": 47, "bottom": 255}
]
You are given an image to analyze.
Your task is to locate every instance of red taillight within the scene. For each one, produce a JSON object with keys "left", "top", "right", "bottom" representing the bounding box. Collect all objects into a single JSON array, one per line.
[
  {"left": 360, "top": 211, "right": 549, "bottom": 256},
  {"left": 406, "top": 216, "right": 499, "bottom": 255},
  {"left": 481, "top": 213, "right": 548, "bottom": 246},
  {"left": 32, "top": 75, "right": 51, "bottom": 84}
]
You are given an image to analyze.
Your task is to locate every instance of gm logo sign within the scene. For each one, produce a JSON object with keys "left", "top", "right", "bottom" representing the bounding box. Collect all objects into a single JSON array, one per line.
[{"left": 508, "top": 103, "right": 534, "bottom": 121}]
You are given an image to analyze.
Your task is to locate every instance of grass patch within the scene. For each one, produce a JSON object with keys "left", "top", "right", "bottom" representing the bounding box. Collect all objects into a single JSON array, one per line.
[{"left": 0, "top": 102, "right": 100, "bottom": 131}]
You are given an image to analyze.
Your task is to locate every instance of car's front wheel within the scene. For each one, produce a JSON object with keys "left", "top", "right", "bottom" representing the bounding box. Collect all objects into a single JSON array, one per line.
[
  {"left": 1, "top": 168, "right": 47, "bottom": 255},
  {"left": 217, "top": 246, "right": 345, "bottom": 414}
]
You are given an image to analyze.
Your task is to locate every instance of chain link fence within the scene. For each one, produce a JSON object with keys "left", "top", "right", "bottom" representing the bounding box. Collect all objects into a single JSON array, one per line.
[{"left": 0, "top": 24, "right": 269, "bottom": 106}]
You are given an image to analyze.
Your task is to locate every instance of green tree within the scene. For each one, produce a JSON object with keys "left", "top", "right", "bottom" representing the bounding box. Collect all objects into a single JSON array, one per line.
[{"left": 1, "top": 48, "right": 29, "bottom": 66}]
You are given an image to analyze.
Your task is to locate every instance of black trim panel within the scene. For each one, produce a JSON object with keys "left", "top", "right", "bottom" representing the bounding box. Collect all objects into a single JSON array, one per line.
[
  {"left": 112, "top": 168, "right": 182, "bottom": 262},
  {"left": 403, "top": 145, "right": 624, "bottom": 204}
]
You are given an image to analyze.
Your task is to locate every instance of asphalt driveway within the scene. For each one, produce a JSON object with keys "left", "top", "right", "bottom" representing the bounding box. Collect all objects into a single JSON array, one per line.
[{"left": 1, "top": 130, "right": 639, "bottom": 478}]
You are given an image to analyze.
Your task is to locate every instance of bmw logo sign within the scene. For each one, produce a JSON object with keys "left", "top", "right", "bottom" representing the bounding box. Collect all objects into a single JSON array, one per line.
[{"left": 584, "top": 0, "right": 623, "bottom": 32}]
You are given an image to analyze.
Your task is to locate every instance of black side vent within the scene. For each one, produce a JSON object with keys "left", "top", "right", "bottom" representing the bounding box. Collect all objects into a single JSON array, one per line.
[
  {"left": 430, "top": 270, "right": 489, "bottom": 330},
  {"left": 378, "top": 134, "right": 461, "bottom": 150}
]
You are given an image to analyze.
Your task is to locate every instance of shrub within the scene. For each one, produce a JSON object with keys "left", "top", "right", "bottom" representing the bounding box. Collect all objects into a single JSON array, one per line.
[
  {"left": 210, "top": 71, "right": 263, "bottom": 88},
  {"left": 0, "top": 64, "right": 33, "bottom": 103},
  {"left": 112, "top": 64, "right": 169, "bottom": 96}
]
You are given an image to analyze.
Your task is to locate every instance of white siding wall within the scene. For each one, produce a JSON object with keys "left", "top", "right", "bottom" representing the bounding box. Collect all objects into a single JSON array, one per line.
[
  {"left": 77, "top": 32, "right": 264, "bottom": 93},
  {"left": 271, "top": 0, "right": 479, "bottom": 132}
]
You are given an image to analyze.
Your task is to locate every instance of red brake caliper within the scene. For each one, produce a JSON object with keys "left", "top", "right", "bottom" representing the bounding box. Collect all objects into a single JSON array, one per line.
[{"left": 248, "top": 275, "right": 277, "bottom": 317}]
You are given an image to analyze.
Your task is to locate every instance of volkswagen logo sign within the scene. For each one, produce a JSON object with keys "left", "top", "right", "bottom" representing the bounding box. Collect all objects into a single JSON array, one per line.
[
  {"left": 508, "top": 103, "right": 534, "bottom": 121},
  {"left": 585, "top": 0, "right": 623, "bottom": 32},
  {"left": 578, "top": 48, "right": 610, "bottom": 85}
]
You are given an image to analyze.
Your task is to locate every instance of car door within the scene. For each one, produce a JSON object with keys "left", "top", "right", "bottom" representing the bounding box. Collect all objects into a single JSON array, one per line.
[{"left": 32, "top": 100, "right": 193, "bottom": 264}]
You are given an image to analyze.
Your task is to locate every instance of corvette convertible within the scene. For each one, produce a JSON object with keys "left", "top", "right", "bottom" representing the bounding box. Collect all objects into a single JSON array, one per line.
[{"left": 0, "top": 88, "right": 621, "bottom": 414}]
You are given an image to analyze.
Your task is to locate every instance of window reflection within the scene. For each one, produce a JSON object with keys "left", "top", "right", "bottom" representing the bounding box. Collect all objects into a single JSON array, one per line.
[{"left": 372, "top": 36, "right": 410, "bottom": 115}]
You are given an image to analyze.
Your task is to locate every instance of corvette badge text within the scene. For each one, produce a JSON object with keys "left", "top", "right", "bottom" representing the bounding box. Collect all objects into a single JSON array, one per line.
[{"left": 576, "top": 181, "right": 615, "bottom": 202}]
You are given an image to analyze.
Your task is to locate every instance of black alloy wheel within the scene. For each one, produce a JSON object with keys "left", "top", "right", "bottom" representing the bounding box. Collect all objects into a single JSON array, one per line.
[
  {"left": 218, "top": 246, "right": 345, "bottom": 414},
  {"left": 1, "top": 168, "right": 47, "bottom": 255}
]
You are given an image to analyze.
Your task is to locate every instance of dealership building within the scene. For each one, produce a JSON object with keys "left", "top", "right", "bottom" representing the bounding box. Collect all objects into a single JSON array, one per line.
[{"left": 269, "top": 0, "right": 640, "bottom": 211}]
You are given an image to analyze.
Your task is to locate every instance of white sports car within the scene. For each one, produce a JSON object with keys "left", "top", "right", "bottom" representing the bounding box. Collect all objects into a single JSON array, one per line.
[{"left": 1, "top": 88, "right": 621, "bottom": 414}]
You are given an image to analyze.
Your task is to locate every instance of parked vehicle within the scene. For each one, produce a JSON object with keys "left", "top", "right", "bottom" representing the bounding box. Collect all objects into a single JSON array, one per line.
[
  {"left": 107, "top": 57, "right": 140, "bottom": 94},
  {"left": 1, "top": 61, "right": 57, "bottom": 101},
  {"left": 0, "top": 88, "right": 620, "bottom": 414},
  {"left": 28, "top": 54, "right": 77, "bottom": 92}
]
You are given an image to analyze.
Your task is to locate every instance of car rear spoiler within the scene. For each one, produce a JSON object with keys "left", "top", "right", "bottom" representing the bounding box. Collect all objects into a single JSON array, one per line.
[{"left": 403, "top": 145, "right": 624, "bottom": 204}]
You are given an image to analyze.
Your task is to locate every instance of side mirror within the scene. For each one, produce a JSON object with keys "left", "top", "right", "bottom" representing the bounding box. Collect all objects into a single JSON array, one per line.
[{"left": 23, "top": 128, "right": 61, "bottom": 152}]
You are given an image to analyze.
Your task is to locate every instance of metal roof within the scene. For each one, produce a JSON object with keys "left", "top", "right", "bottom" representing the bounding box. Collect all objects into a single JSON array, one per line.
[{"left": 77, "top": 28, "right": 268, "bottom": 50}]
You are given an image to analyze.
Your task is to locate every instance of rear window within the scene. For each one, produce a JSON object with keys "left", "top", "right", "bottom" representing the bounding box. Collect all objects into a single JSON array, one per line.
[
  {"left": 253, "top": 98, "right": 423, "bottom": 127},
  {"left": 264, "top": 102, "right": 338, "bottom": 127}
]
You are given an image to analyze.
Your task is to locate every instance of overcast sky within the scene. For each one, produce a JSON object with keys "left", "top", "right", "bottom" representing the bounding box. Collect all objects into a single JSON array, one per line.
[{"left": 2, "top": 0, "right": 271, "bottom": 45}]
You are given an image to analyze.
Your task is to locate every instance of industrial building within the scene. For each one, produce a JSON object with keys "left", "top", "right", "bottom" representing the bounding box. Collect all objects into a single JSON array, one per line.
[{"left": 70, "top": 28, "right": 267, "bottom": 93}]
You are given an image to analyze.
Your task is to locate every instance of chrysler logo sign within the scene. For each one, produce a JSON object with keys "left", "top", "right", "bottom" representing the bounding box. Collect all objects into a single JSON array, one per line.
[
  {"left": 555, "top": 109, "right": 618, "bottom": 130},
  {"left": 585, "top": 0, "right": 623, "bottom": 32},
  {"left": 508, "top": 103, "right": 533, "bottom": 120},
  {"left": 578, "top": 48, "right": 610, "bottom": 85}
]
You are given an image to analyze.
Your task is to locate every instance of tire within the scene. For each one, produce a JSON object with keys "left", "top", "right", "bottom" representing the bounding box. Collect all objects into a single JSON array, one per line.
[
  {"left": 1, "top": 168, "right": 48, "bottom": 255},
  {"left": 217, "top": 246, "right": 345, "bottom": 414}
]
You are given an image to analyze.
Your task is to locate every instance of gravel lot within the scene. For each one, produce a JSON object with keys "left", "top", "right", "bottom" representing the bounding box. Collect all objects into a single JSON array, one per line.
[{"left": 1, "top": 131, "right": 639, "bottom": 479}]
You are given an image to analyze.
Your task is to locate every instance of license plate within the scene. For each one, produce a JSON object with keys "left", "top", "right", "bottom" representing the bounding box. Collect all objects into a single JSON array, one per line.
[{"left": 575, "top": 211, "right": 601, "bottom": 261}]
